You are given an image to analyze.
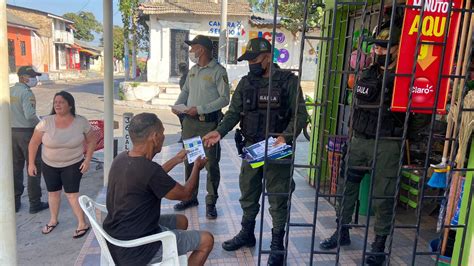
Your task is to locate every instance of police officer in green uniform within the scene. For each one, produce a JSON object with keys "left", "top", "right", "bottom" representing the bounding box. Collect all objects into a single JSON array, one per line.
[
  {"left": 172, "top": 35, "right": 230, "bottom": 219},
  {"left": 203, "top": 38, "right": 308, "bottom": 265},
  {"left": 319, "top": 25, "right": 403, "bottom": 265},
  {"left": 10, "top": 66, "right": 49, "bottom": 213}
]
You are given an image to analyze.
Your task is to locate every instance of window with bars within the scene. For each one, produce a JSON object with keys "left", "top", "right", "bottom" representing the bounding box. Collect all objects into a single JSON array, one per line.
[
  {"left": 8, "top": 39, "right": 15, "bottom": 73},
  {"left": 20, "top": 41, "right": 26, "bottom": 56},
  {"left": 210, "top": 37, "right": 238, "bottom": 65}
]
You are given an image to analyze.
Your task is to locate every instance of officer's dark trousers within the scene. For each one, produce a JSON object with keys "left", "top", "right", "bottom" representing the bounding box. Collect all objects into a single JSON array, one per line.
[
  {"left": 336, "top": 134, "right": 401, "bottom": 236},
  {"left": 239, "top": 159, "right": 295, "bottom": 230},
  {"left": 11, "top": 129, "right": 42, "bottom": 207},
  {"left": 182, "top": 117, "right": 221, "bottom": 205}
]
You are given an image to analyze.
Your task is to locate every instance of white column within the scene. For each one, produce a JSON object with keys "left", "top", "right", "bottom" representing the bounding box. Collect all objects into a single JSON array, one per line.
[
  {"left": 0, "top": 0, "right": 18, "bottom": 264},
  {"left": 218, "top": 0, "right": 228, "bottom": 64},
  {"left": 103, "top": 0, "right": 114, "bottom": 185}
]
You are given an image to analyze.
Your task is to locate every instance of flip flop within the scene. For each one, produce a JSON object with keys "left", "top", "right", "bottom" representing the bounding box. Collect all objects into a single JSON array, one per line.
[
  {"left": 42, "top": 222, "right": 59, "bottom": 234},
  {"left": 73, "top": 226, "right": 90, "bottom": 239}
]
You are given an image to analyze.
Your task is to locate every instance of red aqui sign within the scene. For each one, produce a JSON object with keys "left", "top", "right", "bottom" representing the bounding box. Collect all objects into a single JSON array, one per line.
[{"left": 392, "top": 0, "right": 463, "bottom": 114}]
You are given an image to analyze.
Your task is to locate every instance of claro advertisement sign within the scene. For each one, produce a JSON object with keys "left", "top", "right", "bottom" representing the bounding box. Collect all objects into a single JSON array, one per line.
[{"left": 392, "top": 0, "right": 464, "bottom": 114}]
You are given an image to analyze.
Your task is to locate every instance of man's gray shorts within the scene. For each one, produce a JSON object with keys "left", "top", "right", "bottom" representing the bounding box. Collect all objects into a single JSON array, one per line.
[{"left": 148, "top": 214, "right": 201, "bottom": 264}]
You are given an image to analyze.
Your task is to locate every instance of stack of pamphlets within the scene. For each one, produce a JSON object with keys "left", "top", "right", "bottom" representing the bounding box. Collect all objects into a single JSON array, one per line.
[{"left": 242, "top": 137, "right": 292, "bottom": 168}]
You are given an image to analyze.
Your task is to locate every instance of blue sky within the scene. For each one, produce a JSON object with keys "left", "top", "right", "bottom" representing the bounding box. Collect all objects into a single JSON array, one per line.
[{"left": 7, "top": 0, "right": 123, "bottom": 43}]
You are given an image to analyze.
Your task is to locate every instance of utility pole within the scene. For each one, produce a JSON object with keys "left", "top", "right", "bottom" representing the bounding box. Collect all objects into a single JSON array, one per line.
[
  {"left": 218, "top": 0, "right": 228, "bottom": 65},
  {"left": 0, "top": 0, "right": 18, "bottom": 264},
  {"left": 103, "top": 0, "right": 114, "bottom": 185}
]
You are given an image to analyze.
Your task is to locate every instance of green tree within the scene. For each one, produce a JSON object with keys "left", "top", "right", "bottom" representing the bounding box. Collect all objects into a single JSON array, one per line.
[
  {"left": 248, "top": 0, "right": 324, "bottom": 33},
  {"left": 279, "top": 1, "right": 324, "bottom": 33},
  {"left": 112, "top": 26, "right": 125, "bottom": 60},
  {"left": 100, "top": 25, "right": 131, "bottom": 60},
  {"left": 248, "top": 0, "right": 273, "bottom": 12},
  {"left": 63, "top": 11, "right": 102, "bottom": 42}
]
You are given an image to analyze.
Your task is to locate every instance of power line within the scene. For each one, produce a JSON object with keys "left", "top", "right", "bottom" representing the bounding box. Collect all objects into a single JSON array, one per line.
[{"left": 77, "top": 0, "right": 91, "bottom": 13}]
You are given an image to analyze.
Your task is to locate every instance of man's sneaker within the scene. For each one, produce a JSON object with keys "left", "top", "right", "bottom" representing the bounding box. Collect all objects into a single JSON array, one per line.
[
  {"left": 319, "top": 228, "right": 351, "bottom": 250},
  {"left": 174, "top": 199, "right": 199, "bottom": 211},
  {"left": 29, "top": 202, "right": 49, "bottom": 214},
  {"left": 206, "top": 204, "right": 217, "bottom": 219}
]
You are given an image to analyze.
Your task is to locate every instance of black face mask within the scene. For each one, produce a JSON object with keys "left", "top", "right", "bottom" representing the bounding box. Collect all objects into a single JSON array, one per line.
[
  {"left": 249, "top": 63, "right": 265, "bottom": 76},
  {"left": 375, "top": 53, "right": 395, "bottom": 67}
]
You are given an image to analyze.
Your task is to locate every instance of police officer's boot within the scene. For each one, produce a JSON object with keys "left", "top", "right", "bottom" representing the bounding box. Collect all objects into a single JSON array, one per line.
[
  {"left": 267, "top": 228, "right": 285, "bottom": 266},
  {"left": 365, "top": 235, "right": 387, "bottom": 265},
  {"left": 319, "top": 227, "right": 351, "bottom": 250},
  {"left": 222, "top": 220, "right": 256, "bottom": 251}
]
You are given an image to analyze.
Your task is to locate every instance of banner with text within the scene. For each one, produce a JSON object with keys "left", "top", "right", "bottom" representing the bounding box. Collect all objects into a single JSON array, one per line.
[{"left": 392, "top": 0, "right": 463, "bottom": 114}]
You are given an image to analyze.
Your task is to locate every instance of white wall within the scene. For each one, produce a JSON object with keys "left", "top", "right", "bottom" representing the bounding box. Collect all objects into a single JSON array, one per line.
[{"left": 147, "top": 14, "right": 320, "bottom": 86}]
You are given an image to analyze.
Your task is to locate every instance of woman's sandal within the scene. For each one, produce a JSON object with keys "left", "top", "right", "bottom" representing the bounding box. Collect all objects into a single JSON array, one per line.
[
  {"left": 42, "top": 222, "right": 59, "bottom": 234},
  {"left": 73, "top": 226, "right": 90, "bottom": 239}
]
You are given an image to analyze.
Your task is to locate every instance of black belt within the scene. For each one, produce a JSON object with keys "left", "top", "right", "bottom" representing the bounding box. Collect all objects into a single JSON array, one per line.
[
  {"left": 188, "top": 111, "right": 221, "bottom": 122},
  {"left": 12, "top": 127, "right": 35, "bottom": 132}
]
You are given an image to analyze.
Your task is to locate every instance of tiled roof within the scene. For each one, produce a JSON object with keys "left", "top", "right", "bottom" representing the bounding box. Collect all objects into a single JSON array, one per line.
[
  {"left": 7, "top": 10, "right": 38, "bottom": 30},
  {"left": 249, "top": 14, "right": 281, "bottom": 27},
  {"left": 139, "top": 0, "right": 251, "bottom": 17}
]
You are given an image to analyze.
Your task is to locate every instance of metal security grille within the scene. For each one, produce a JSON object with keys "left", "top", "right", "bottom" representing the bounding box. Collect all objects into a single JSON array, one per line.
[{"left": 257, "top": 0, "right": 474, "bottom": 265}]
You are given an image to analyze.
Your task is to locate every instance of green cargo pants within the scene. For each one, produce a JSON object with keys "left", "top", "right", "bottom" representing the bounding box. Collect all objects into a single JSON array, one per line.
[
  {"left": 182, "top": 117, "right": 221, "bottom": 205},
  {"left": 336, "top": 134, "right": 401, "bottom": 236},
  {"left": 239, "top": 156, "right": 295, "bottom": 230},
  {"left": 12, "top": 129, "right": 43, "bottom": 207}
]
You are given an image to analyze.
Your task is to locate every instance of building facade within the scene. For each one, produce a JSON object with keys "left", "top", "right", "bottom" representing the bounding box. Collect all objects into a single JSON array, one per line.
[
  {"left": 7, "top": 11, "right": 36, "bottom": 73},
  {"left": 7, "top": 4, "right": 76, "bottom": 73},
  {"left": 140, "top": 0, "right": 320, "bottom": 86}
]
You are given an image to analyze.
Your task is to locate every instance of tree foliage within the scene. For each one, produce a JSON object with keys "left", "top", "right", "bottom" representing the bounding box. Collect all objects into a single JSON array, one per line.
[
  {"left": 112, "top": 26, "right": 126, "bottom": 60},
  {"left": 119, "top": 0, "right": 149, "bottom": 53},
  {"left": 248, "top": 0, "right": 324, "bottom": 33},
  {"left": 63, "top": 11, "right": 102, "bottom": 42},
  {"left": 279, "top": 1, "right": 324, "bottom": 33},
  {"left": 99, "top": 25, "right": 131, "bottom": 60}
]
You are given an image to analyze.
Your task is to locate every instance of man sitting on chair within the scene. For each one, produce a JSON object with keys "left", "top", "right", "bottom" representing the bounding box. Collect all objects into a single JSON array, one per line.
[{"left": 103, "top": 113, "right": 214, "bottom": 266}]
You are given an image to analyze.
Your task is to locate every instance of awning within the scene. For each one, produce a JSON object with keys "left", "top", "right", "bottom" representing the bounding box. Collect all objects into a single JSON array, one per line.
[{"left": 80, "top": 49, "right": 100, "bottom": 57}]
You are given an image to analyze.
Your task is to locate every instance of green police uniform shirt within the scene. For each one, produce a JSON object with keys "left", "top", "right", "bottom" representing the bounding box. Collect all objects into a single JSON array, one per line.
[
  {"left": 10, "top": 82, "right": 40, "bottom": 128},
  {"left": 216, "top": 66, "right": 308, "bottom": 142},
  {"left": 175, "top": 59, "right": 230, "bottom": 114}
]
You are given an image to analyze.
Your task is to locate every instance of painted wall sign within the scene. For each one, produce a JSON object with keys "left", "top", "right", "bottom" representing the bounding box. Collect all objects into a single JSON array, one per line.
[
  {"left": 247, "top": 31, "right": 290, "bottom": 62},
  {"left": 123, "top": 112, "right": 133, "bottom": 151},
  {"left": 249, "top": 31, "right": 286, "bottom": 44},
  {"left": 208, "top": 21, "right": 245, "bottom": 36},
  {"left": 392, "top": 0, "right": 464, "bottom": 114}
]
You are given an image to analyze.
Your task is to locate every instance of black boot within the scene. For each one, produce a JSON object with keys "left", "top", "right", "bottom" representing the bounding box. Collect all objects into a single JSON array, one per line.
[
  {"left": 267, "top": 228, "right": 285, "bottom": 266},
  {"left": 319, "top": 227, "right": 351, "bottom": 250},
  {"left": 222, "top": 220, "right": 256, "bottom": 251},
  {"left": 366, "top": 235, "right": 387, "bottom": 265}
]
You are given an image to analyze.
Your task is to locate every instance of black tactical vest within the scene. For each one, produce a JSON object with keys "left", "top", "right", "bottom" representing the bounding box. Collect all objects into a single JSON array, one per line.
[
  {"left": 352, "top": 65, "right": 405, "bottom": 138},
  {"left": 240, "top": 70, "right": 293, "bottom": 143}
]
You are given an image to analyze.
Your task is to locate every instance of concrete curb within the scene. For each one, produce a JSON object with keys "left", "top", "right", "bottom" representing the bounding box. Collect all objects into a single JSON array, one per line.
[{"left": 114, "top": 99, "right": 169, "bottom": 110}]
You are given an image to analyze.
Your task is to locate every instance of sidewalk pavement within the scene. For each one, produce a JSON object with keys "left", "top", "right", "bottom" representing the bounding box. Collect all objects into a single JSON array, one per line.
[
  {"left": 72, "top": 138, "right": 434, "bottom": 265},
  {"left": 15, "top": 163, "right": 103, "bottom": 265}
]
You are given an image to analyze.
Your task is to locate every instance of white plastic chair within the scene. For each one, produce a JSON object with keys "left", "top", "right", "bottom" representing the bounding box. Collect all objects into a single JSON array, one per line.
[{"left": 79, "top": 195, "right": 187, "bottom": 266}]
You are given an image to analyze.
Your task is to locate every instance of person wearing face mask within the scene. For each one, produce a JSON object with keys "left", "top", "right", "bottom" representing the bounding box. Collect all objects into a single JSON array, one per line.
[
  {"left": 202, "top": 38, "right": 308, "bottom": 265},
  {"left": 172, "top": 35, "right": 230, "bottom": 219},
  {"left": 319, "top": 24, "right": 404, "bottom": 265},
  {"left": 10, "top": 66, "right": 49, "bottom": 214}
]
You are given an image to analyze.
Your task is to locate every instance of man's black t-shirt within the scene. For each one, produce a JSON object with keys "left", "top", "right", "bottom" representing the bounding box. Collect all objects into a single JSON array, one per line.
[{"left": 103, "top": 151, "right": 177, "bottom": 266}]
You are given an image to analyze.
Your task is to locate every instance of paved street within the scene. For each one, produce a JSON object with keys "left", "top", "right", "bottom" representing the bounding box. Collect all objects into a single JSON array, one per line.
[{"left": 32, "top": 78, "right": 184, "bottom": 146}]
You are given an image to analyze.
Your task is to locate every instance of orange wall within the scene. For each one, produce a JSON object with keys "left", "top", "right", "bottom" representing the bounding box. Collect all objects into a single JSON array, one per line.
[{"left": 7, "top": 26, "right": 32, "bottom": 68}]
